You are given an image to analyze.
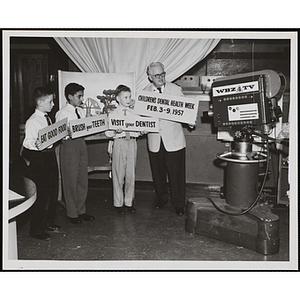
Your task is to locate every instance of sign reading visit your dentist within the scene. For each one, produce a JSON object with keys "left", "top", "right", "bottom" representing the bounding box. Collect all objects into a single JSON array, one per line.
[
  {"left": 134, "top": 90, "right": 199, "bottom": 125},
  {"left": 69, "top": 114, "right": 159, "bottom": 139},
  {"left": 108, "top": 115, "right": 159, "bottom": 132}
]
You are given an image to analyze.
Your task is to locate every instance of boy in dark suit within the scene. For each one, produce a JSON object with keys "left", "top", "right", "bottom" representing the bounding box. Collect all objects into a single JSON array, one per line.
[{"left": 23, "top": 87, "right": 60, "bottom": 240}]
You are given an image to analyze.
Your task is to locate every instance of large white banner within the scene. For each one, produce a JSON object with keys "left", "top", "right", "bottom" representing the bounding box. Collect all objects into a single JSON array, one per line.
[
  {"left": 134, "top": 90, "right": 199, "bottom": 125},
  {"left": 58, "top": 71, "right": 136, "bottom": 115}
]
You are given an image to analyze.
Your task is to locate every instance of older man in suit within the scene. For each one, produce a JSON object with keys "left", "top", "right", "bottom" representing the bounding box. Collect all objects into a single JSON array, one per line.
[{"left": 144, "top": 62, "right": 187, "bottom": 216}]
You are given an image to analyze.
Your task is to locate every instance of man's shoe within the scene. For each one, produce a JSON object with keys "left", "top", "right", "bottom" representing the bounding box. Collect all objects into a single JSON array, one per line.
[
  {"left": 30, "top": 232, "right": 51, "bottom": 241},
  {"left": 79, "top": 213, "right": 95, "bottom": 221},
  {"left": 58, "top": 200, "right": 66, "bottom": 209},
  {"left": 68, "top": 217, "right": 83, "bottom": 224},
  {"left": 125, "top": 205, "right": 136, "bottom": 213},
  {"left": 115, "top": 207, "right": 126, "bottom": 215},
  {"left": 175, "top": 208, "right": 185, "bottom": 216},
  {"left": 162, "top": 194, "right": 169, "bottom": 205},
  {"left": 46, "top": 225, "right": 61, "bottom": 232},
  {"left": 155, "top": 194, "right": 169, "bottom": 209},
  {"left": 155, "top": 199, "right": 164, "bottom": 209}
]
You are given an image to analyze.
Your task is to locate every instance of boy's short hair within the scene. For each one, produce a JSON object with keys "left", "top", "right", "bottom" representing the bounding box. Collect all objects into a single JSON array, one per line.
[
  {"left": 33, "top": 87, "right": 53, "bottom": 106},
  {"left": 64, "top": 82, "right": 85, "bottom": 101},
  {"left": 115, "top": 84, "right": 131, "bottom": 97}
]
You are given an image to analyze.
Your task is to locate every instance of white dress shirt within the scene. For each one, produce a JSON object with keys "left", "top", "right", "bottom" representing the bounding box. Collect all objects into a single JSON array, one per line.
[
  {"left": 55, "top": 103, "right": 85, "bottom": 123},
  {"left": 23, "top": 109, "right": 50, "bottom": 150}
]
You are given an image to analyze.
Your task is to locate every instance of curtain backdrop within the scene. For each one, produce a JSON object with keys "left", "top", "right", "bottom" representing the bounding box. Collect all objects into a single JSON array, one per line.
[{"left": 54, "top": 37, "right": 220, "bottom": 90}]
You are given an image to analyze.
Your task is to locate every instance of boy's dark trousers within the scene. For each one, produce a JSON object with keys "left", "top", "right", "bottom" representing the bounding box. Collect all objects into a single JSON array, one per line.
[{"left": 27, "top": 148, "right": 58, "bottom": 235}]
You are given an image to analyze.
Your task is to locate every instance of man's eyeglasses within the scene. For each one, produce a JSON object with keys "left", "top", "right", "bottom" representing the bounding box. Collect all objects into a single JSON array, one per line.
[{"left": 151, "top": 72, "right": 166, "bottom": 79}]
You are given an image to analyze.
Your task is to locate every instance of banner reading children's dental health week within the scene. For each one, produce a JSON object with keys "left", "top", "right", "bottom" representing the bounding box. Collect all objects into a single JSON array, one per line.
[{"left": 133, "top": 90, "right": 199, "bottom": 125}]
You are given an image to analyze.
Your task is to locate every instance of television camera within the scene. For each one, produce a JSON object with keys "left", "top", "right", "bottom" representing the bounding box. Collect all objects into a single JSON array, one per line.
[{"left": 197, "top": 70, "right": 286, "bottom": 255}]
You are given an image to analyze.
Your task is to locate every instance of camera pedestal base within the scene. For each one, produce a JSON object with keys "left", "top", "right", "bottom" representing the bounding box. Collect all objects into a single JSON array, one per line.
[{"left": 186, "top": 197, "right": 280, "bottom": 255}]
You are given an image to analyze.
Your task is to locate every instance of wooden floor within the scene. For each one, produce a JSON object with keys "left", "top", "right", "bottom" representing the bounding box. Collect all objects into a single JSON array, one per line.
[{"left": 15, "top": 180, "right": 290, "bottom": 270}]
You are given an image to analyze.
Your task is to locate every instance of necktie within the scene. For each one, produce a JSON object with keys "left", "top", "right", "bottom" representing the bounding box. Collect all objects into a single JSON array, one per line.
[
  {"left": 44, "top": 114, "right": 53, "bottom": 149},
  {"left": 124, "top": 109, "right": 130, "bottom": 140},
  {"left": 45, "top": 114, "right": 52, "bottom": 125},
  {"left": 75, "top": 107, "right": 81, "bottom": 119},
  {"left": 157, "top": 87, "right": 162, "bottom": 93}
]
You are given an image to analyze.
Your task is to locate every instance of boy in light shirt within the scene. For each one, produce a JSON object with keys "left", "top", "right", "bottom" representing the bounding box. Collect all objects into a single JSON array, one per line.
[{"left": 105, "top": 84, "right": 146, "bottom": 214}]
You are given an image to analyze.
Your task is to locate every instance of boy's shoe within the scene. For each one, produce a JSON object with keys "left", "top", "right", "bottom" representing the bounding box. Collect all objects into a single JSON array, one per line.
[
  {"left": 58, "top": 200, "right": 66, "bottom": 209},
  {"left": 115, "top": 206, "right": 126, "bottom": 215},
  {"left": 46, "top": 224, "right": 61, "bottom": 232},
  {"left": 68, "top": 217, "right": 83, "bottom": 224},
  {"left": 175, "top": 208, "right": 185, "bottom": 216},
  {"left": 79, "top": 213, "right": 95, "bottom": 221},
  {"left": 125, "top": 205, "right": 136, "bottom": 213},
  {"left": 30, "top": 232, "right": 51, "bottom": 241}
]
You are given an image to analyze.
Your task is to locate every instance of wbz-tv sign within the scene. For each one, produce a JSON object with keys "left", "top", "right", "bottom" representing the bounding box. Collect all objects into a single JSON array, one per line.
[{"left": 212, "top": 81, "right": 259, "bottom": 97}]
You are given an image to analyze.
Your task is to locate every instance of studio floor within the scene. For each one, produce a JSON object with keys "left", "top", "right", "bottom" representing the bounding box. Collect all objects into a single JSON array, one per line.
[{"left": 15, "top": 180, "right": 290, "bottom": 268}]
